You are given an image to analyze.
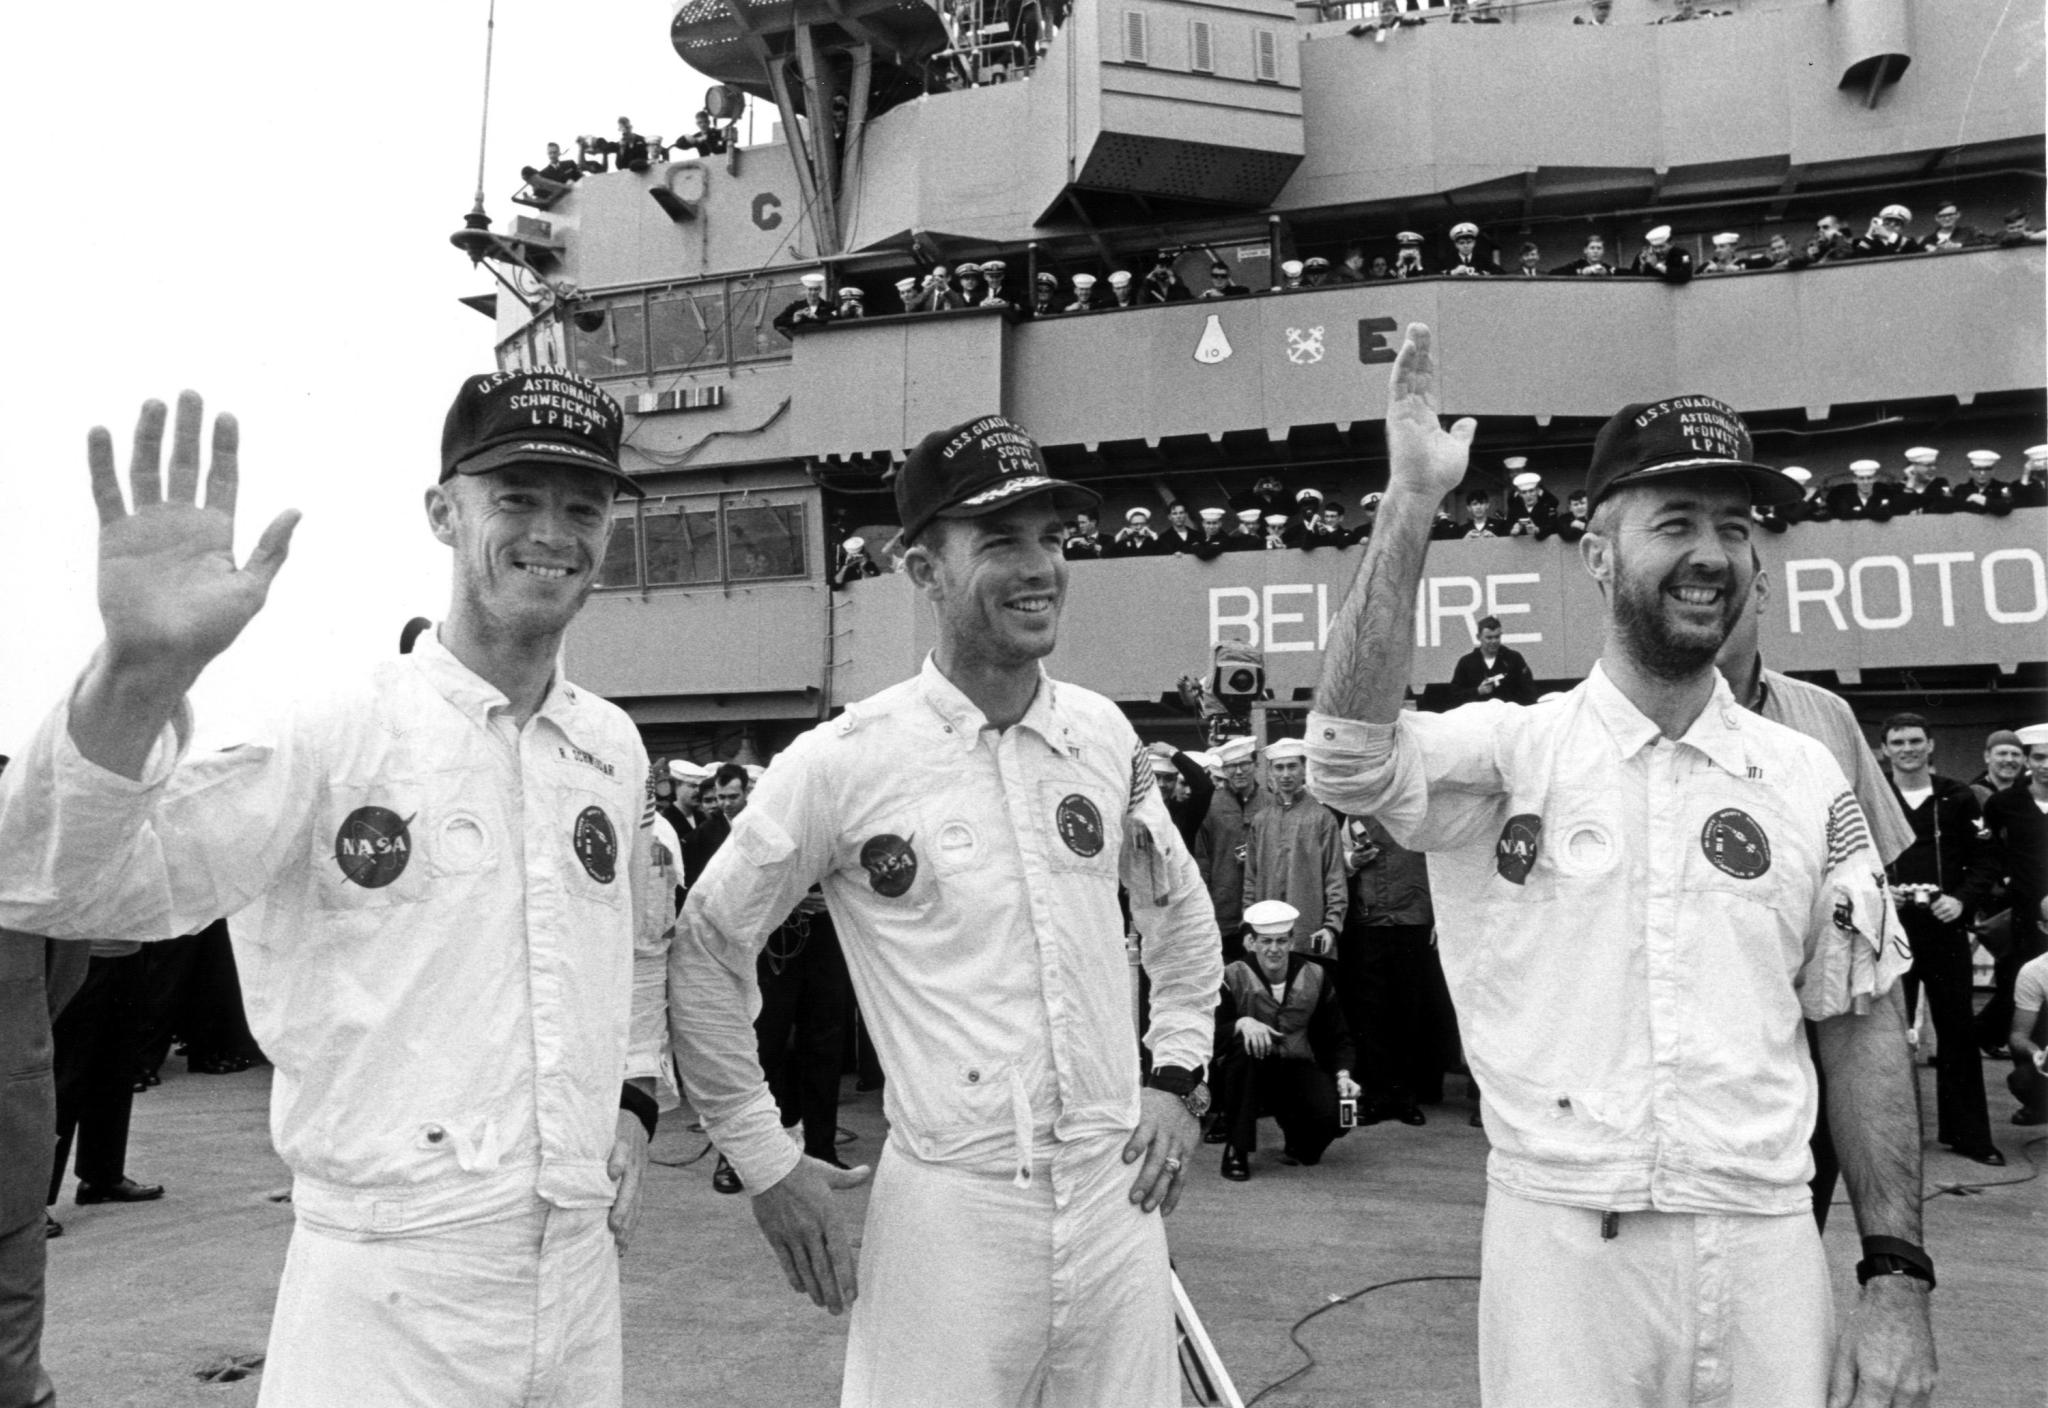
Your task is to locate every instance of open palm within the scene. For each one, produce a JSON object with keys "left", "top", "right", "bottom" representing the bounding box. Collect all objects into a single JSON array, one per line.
[
  {"left": 1385, "top": 324, "right": 1476, "bottom": 498},
  {"left": 89, "top": 392, "right": 299, "bottom": 684}
]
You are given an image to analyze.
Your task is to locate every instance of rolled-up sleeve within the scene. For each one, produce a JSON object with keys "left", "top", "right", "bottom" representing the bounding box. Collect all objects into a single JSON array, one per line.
[
  {"left": 0, "top": 688, "right": 306, "bottom": 942},
  {"left": 668, "top": 745, "right": 829, "bottom": 1193},
  {"left": 1122, "top": 777, "right": 1221, "bottom": 1073},
  {"left": 1306, "top": 704, "right": 1512, "bottom": 851}
]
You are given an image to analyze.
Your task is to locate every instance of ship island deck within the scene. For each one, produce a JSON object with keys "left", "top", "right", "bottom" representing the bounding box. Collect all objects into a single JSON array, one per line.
[{"left": 40, "top": 1049, "right": 2047, "bottom": 1406}]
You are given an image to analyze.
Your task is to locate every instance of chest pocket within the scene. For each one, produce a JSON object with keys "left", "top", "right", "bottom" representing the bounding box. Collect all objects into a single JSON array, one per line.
[
  {"left": 1680, "top": 777, "right": 1794, "bottom": 904},
  {"left": 1038, "top": 778, "right": 1120, "bottom": 879},
  {"left": 559, "top": 787, "right": 627, "bottom": 909},
  {"left": 313, "top": 770, "right": 501, "bottom": 913}
]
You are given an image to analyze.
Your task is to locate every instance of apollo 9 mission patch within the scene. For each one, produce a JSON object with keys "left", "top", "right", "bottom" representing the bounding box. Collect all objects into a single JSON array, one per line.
[
  {"left": 1056, "top": 794, "right": 1105, "bottom": 857},
  {"left": 1700, "top": 807, "right": 1771, "bottom": 879},
  {"left": 859, "top": 834, "right": 918, "bottom": 897},
  {"left": 573, "top": 806, "right": 618, "bottom": 884}
]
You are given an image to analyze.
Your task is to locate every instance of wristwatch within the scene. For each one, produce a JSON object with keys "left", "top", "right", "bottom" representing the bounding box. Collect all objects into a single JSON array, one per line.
[
  {"left": 1146, "top": 1065, "right": 1211, "bottom": 1120},
  {"left": 1855, "top": 1236, "right": 1936, "bottom": 1291}
]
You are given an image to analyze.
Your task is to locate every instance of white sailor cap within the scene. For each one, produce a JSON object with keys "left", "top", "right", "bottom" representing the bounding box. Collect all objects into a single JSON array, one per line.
[
  {"left": 1850, "top": 459, "right": 1880, "bottom": 477},
  {"left": 1450, "top": 222, "right": 1479, "bottom": 240},
  {"left": 1712, "top": 232, "right": 1740, "bottom": 247},
  {"left": 1280, "top": 259, "right": 1305, "bottom": 278},
  {"left": 1109, "top": 270, "right": 1133, "bottom": 288},
  {"left": 1503, "top": 456, "right": 1528, "bottom": 472},
  {"left": 1396, "top": 231, "right": 1424, "bottom": 245},
  {"left": 1645, "top": 225, "right": 1672, "bottom": 244},
  {"left": 1236, "top": 508, "right": 1261, "bottom": 524},
  {"left": 2026, "top": 445, "right": 2048, "bottom": 461},
  {"left": 1125, "top": 506, "right": 1151, "bottom": 522},
  {"left": 1149, "top": 753, "right": 1179, "bottom": 778},
  {"left": 1244, "top": 899, "right": 1300, "bottom": 937},
  {"left": 1186, "top": 751, "right": 1219, "bottom": 773},
  {"left": 801, "top": 272, "right": 826, "bottom": 289},
  {"left": 1199, "top": 507, "right": 1226, "bottom": 523},
  {"left": 2015, "top": 723, "right": 2048, "bottom": 748},
  {"left": 1072, "top": 272, "right": 1097, "bottom": 288},
  {"left": 1214, "top": 735, "right": 1259, "bottom": 766},
  {"left": 1361, "top": 492, "right": 1383, "bottom": 508},
  {"left": 1903, "top": 446, "right": 1939, "bottom": 465},
  {"left": 1879, "top": 203, "right": 1912, "bottom": 223},
  {"left": 1296, "top": 487, "right": 1324, "bottom": 504},
  {"left": 955, "top": 262, "right": 982, "bottom": 277},
  {"left": 1263, "top": 737, "right": 1307, "bottom": 761},
  {"left": 1967, "top": 450, "right": 2001, "bottom": 467},
  {"left": 1263, "top": 513, "right": 1289, "bottom": 527},
  {"left": 842, "top": 536, "right": 866, "bottom": 554},
  {"left": 894, "top": 276, "right": 918, "bottom": 293},
  {"left": 1782, "top": 466, "right": 1812, "bottom": 484},
  {"left": 668, "top": 759, "right": 711, "bottom": 783},
  {"left": 1512, "top": 471, "right": 1542, "bottom": 491}
]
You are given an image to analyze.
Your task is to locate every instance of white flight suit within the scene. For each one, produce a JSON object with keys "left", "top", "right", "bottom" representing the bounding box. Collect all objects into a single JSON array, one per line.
[
  {"left": 673, "top": 656, "right": 1221, "bottom": 1408},
  {"left": 0, "top": 633, "right": 673, "bottom": 1407},
  {"left": 1306, "top": 665, "right": 1907, "bottom": 1408}
]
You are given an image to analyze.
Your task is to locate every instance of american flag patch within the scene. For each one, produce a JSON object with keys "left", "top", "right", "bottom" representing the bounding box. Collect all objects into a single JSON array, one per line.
[
  {"left": 1824, "top": 791, "right": 1870, "bottom": 869},
  {"left": 641, "top": 763, "right": 660, "bottom": 832},
  {"left": 1129, "top": 744, "right": 1157, "bottom": 809}
]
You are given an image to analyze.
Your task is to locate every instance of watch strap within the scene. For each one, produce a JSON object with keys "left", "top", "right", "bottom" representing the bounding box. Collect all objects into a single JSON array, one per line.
[
  {"left": 619, "top": 1082, "right": 658, "bottom": 1141},
  {"left": 1146, "top": 1065, "right": 1203, "bottom": 1098},
  {"left": 1856, "top": 1236, "right": 1935, "bottom": 1290}
]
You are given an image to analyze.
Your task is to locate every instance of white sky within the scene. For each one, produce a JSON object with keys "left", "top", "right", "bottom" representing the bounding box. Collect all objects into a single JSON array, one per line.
[{"left": 0, "top": 3, "right": 704, "bottom": 754}]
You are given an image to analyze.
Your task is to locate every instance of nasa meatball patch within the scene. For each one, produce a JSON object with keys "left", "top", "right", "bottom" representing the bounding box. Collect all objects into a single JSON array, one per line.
[
  {"left": 1700, "top": 807, "right": 1771, "bottom": 879},
  {"left": 335, "top": 806, "right": 413, "bottom": 888},
  {"left": 573, "top": 806, "right": 619, "bottom": 884},
  {"left": 859, "top": 834, "right": 918, "bottom": 898},
  {"left": 1494, "top": 813, "right": 1541, "bottom": 885},
  {"left": 1056, "top": 794, "right": 1105, "bottom": 857}
]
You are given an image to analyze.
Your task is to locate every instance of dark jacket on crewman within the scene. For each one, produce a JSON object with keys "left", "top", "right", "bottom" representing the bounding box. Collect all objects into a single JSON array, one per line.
[{"left": 1217, "top": 952, "right": 1355, "bottom": 1071}]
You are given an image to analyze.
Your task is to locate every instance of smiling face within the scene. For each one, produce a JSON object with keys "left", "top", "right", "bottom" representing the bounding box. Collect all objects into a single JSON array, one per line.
[
  {"left": 1223, "top": 757, "right": 1257, "bottom": 795},
  {"left": 2030, "top": 745, "right": 2048, "bottom": 793},
  {"left": 1883, "top": 726, "right": 1932, "bottom": 778},
  {"left": 1587, "top": 478, "right": 1757, "bottom": 684},
  {"left": 1249, "top": 932, "right": 1292, "bottom": 982},
  {"left": 906, "top": 500, "right": 1070, "bottom": 675},
  {"left": 1987, "top": 743, "right": 2025, "bottom": 786},
  {"left": 428, "top": 463, "right": 616, "bottom": 648}
]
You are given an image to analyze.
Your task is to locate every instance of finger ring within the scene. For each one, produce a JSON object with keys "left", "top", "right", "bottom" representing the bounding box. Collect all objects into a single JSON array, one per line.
[{"left": 1162, "top": 1157, "right": 1183, "bottom": 1174}]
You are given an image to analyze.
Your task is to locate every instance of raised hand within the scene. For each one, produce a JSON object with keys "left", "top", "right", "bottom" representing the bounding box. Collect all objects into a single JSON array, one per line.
[
  {"left": 87, "top": 391, "right": 299, "bottom": 690},
  {"left": 1384, "top": 324, "right": 1477, "bottom": 501}
]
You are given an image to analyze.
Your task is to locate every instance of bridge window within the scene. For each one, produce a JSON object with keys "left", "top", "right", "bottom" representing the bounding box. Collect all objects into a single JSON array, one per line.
[
  {"left": 730, "top": 274, "right": 807, "bottom": 363},
  {"left": 570, "top": 299, "right": 648, "bottom": 377},
  {"left": 650, "top": 288, "right": 729, "bottom": 371},
  {"left": 598, "top": 508, "right": 641, "bottom": 588},
  {"left": 726, "top": 499, "right": 808, "bottom": 580},
  {"left": 643, "top": 499, "right": 724, "bottom": 586}
]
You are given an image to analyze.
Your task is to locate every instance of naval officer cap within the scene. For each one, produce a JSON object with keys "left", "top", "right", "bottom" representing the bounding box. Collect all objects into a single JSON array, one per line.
[
  {"left": 1396, "top": 231, "right": 1424, "bottom": 245},
  {"left": 2026, "top": 445, "right": 2048, "bottom": 462},
  {"left": 1244, "top": 899, "right": 1300, "bottom": 937},
  {"left": 1903, "top": 447, "right": 1939, "bottom": 465},
  {"left": 980, "top": 260, "right": 1007, "bottom": 275},
  {"left": 838, "top": 286, "right": 864, "bottom": 301},
  {"left": 1296, "top": 487, "right": 1325, "bottom": 504},
  {"left": 895, "top": 415, "right": 1099, "bottom": 545},
  {"left": 954, "top": 262, "right": 983, "bottom": 277},
  {"left": 1304, "top": 256, "right": 1330, "bottom": 270},
  {"left": 1880, "top": 204, "right": 1912, "bottom": 222},
  {"left": 1583, "top": 394, "right": 1797, "bottom": 508},
  {"left": 440, "top": 369, "right": 638, "bottom": 497},
  {"left": 1035, "top": 271, "right": 1059, "bottom": 286},
  {"left": 1450, "top": 222, "right": 1479, "bottom": 240}
]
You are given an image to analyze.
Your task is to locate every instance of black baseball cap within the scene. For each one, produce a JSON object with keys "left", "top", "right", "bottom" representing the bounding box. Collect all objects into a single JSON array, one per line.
[
  {"left": 1584, "top": 395, "right": 1797, "bottom": 508},
  {"left": 439, "top": 370, "right": 640, "bottom": 497},
  {"left": 895, "top": 415, "right": 1099, "bottom": 544}
]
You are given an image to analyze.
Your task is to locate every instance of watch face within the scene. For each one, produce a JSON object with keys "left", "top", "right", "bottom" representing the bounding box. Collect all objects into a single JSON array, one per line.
[{"left": 1185, "top": 1084, "right": 1212, "bottom": 1120}]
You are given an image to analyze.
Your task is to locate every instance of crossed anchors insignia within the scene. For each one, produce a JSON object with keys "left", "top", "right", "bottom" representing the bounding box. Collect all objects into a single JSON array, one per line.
[{"left": 1284, "top": 326, "right": 1325, "bottom": 365}]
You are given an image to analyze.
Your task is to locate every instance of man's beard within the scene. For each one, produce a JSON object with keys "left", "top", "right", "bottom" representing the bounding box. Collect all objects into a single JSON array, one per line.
[{"left": 1610, "top": 546, "right": 1745, "bottom": 683}]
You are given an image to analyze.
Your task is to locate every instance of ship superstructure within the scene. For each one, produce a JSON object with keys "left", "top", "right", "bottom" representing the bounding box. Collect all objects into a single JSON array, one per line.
[{"left": 466, "top": 0, "right": 2047, "bottom": 762}]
